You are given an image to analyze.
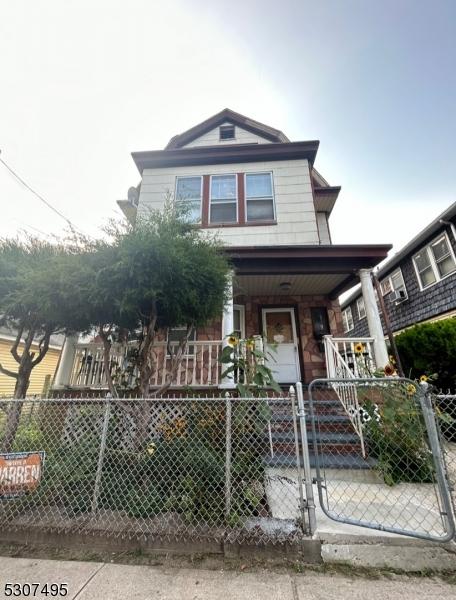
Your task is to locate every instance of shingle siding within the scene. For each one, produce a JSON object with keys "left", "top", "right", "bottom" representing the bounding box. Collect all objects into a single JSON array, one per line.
[{"left": 343, "top": 221, "right": 456, "bottom": 337}]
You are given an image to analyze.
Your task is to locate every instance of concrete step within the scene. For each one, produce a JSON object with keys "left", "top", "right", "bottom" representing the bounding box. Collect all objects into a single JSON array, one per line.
[{"left": 263, "top": 452, "right": 376, "bottom": 470}]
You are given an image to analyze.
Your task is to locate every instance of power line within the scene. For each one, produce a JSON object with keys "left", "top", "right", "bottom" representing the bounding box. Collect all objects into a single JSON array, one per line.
[{"left": 0, "top": 152, "right": 83, "bottom": 232}]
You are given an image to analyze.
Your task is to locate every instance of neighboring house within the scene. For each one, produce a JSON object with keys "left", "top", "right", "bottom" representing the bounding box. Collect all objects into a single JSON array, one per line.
[
  {"left": 0, "top": 327, "right": 63, "bottom": 397},
  {"left": 55, "top": 108, "right": 391, "bottom": 390},
  {"left": 340, "top": 202, "right": 456, "bottom": 338}
]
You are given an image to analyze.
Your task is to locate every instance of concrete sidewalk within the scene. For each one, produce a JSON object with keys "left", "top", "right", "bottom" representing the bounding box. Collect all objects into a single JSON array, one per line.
[{"left": 0, "top": 556, "right": 455, "bottom": 600}]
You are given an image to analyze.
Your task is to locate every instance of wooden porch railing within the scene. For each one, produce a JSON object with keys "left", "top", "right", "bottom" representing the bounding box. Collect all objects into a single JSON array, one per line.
[{"left": 69, "top": 340, "right": 224, "bottom": 389}]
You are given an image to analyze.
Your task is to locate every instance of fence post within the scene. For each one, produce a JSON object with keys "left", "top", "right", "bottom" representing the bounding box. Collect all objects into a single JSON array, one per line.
[
  {"left": 290, "top": 386, "right": 308, "bottom": 534},
  {"left": 419, "top": 383, "right": 455, "bottom": 540},
  {"left": 224, "top": 391, "right": 232, "bottom": 521},
  {"left": 296, "top": 382, "right": 317, "bottom": 536},
  {"left": 91, "top": 396, "right": 111, "bottom": 513}
]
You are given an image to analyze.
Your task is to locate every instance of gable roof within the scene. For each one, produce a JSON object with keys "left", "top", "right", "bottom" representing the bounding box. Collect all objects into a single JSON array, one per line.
[{"left": 165, "top": 108, "right": 290, "bottom": 149}]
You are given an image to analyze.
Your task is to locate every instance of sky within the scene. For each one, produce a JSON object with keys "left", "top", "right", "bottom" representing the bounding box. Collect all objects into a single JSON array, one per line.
[{"left": 0, "top": 0, "right": 455, "bottom": 257}]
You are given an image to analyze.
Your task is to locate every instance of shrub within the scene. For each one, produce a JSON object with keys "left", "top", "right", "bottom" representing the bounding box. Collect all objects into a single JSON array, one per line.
[{"left": 395, "top": 319, "right": 456, "bottom": 392}]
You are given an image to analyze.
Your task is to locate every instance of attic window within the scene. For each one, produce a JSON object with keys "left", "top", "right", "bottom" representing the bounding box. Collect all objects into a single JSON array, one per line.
[{"left": 219, "top": 125, "right": 235, "bottom": 140}]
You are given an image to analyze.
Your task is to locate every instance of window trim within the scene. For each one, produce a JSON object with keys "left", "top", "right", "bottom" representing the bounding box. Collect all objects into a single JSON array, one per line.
[
  {"left": 174, "top": 175, "right": 203, "bottom": 223},
  {"left": 209, "top": 173, "right": 238, "bottom": 225},
  {"left": 412, "top": 232, "right": 456, "bottom": 291},
  {"left": 244, "top": 171, "right": 276, "bottom": 223},
  {"left": 356, "top": 297, "right": 366, "bottom": 320},
  {"left": 233, "top": 304, "right": 246, "bottom": 339},
  {"left": 342, "top": 306, "right": 354, "bottom": 333}
]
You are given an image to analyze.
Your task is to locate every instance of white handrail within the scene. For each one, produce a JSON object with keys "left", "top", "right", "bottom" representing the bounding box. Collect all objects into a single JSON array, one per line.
[{"left": 323, "top": 336, "right": 366, "bottom": 457}]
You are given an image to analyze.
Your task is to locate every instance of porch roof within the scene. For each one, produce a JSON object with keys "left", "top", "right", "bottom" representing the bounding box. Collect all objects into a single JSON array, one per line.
[{"left": 226, "top": 244, "right": 392, "bottom": 299}]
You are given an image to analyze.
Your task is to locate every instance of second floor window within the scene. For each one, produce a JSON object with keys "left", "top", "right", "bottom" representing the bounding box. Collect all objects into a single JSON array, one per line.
[
  {"left": 245, "top": 172, "right": 275, "bottom": 221},
  {"left": 357, "top": 297, "right": 366, "bottom": 320},
  {"left": 175, "top": 176, "right": 202, "bottom": 223},
  {"left": 210, "top": 175, "right": 237, "bottom": 223},
  {"left": 413, "top": 233, "right": 456, "bottom": 290}
]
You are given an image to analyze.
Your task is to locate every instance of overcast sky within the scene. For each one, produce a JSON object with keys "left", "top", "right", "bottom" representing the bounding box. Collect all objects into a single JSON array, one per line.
[{"left": 1, "top": 0, "right": 455, "bottom": 257}]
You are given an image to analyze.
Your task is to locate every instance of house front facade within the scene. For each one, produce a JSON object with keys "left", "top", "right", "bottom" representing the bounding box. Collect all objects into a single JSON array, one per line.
[
  {"left": 341, "top": 202, "right": 456, "bottom": 340},
  {"left": 55, "top": 109, "right": 391, "bottom": 391}
]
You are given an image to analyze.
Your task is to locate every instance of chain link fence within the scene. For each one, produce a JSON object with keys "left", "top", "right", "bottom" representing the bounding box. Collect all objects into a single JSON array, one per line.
[
  {"left": 0, "top": 395, "right": 309, "bottom": 547},
  {"left": 434, "top": 393, "right": 456, "bottom": 531},
  {"left": 308, "top": 378, "right": 455, "bottom": 542}
]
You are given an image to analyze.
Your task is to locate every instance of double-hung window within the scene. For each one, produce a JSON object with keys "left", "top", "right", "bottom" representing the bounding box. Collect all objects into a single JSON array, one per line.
[
  {"left": 380, "top": 268, "right": 408, "bottom": 299},
  {"left": 245, "top": 172, "right": 275, "bottom": 221},
  {"left": 167, "top": 327, "right": 197, "bottom": 356},
  {"left": 342, "top": 307, "right": 354, "bottom": 333},
  {"left": 175, "top": 176, "right": 202, "bottom": 223},
  {"left": 356, "top": 297, "right": 366, "bottom": 320},
  {"left": 210, "top": 174, "right": 237, "bottom": 223},
  {"left": 413, "top": 233, "right": 456, "bottom": 290}
]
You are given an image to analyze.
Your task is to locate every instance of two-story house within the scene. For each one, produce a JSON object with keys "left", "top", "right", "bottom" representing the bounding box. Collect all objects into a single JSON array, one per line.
[
  {"left": 340, "top": 202, "right": 456, "bottom": 340},
  {"left": 54, "top": 109, "right": 391, "bottom": 390}
]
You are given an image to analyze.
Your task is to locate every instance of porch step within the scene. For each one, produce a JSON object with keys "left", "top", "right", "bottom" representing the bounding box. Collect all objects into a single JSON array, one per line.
[
  {"left": 263, "top": 452, "right": 376, "bottom": 470},
  {"left": 269, "top": 431, "right": 359, "bottom": 445}
]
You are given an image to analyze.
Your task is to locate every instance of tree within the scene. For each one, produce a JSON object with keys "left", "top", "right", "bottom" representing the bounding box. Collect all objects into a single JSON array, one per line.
[{"left": 0, "top": 236, "right": 86, "bottom": 450}]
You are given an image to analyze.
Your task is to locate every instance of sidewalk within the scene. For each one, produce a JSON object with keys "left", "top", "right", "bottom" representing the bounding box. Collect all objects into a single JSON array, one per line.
[{"left": 0, "top": 556, "right": 455, "bottom": 600}]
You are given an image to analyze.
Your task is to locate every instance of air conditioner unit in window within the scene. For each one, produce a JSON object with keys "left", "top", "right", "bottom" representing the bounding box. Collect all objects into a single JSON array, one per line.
[{"left": 390, "top": 289, "right": 407, "bottom": 303}]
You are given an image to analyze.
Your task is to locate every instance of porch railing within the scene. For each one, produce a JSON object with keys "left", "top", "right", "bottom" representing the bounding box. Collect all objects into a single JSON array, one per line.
[
  {"left": 69, "top": 340, "right": 223, "bottom": 389},
  {"left": 323, "top": 335, "right": 377, "bottom": 457}
]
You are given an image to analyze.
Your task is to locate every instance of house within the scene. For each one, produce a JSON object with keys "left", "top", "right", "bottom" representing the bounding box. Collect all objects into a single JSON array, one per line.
[
  {"left": 340, "top": 202, "right": 456, "bottom": 339},
  {"left": 54, "top": 109, "right": 392, "bottom": 390},
  {"left": 0, "top": 327, "right": 63, "bottom": 397}
]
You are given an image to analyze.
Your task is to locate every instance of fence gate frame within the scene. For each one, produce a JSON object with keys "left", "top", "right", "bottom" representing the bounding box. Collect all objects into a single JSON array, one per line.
[{"left": 306, "top": 377, "right": 456, "bottom": 543}]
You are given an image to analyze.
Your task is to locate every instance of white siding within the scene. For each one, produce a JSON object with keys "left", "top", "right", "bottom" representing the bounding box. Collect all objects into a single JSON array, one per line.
[
  {"left": 317, "top": 212, "right": 331, "bottom": 244},
  {"left": 182, "top": 122, "right": 272, "bottom": 148},
  {"left": 137, "top": 159, "right": 320, "bottom": 247}
]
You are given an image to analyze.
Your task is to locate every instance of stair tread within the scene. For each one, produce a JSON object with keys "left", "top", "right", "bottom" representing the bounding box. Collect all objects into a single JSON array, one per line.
[
  {"left": 269, "top": 431, "right": 360, "bottom": 443},
  {"left": 271, "top": 414, "right": 349, "bottom": 423},
  {"left": 264, "top": 452, "right": 376, "bottom": 470}
]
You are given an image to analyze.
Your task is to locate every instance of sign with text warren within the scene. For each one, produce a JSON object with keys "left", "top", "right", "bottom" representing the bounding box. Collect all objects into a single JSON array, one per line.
[{"left": 0, "top": 451, "right": 45, "bottom": 498}]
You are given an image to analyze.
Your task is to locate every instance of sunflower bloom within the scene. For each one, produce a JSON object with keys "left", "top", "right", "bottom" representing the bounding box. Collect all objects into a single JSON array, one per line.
[
  {"left": 420, "top": 374, "right": 428, "bottom": 382},
  {"left": 384, "top": 363, "right": 396, "bottom": 376},
  {"left": 227, "top": 335, "right": 239, "bottom": 347},
  {"left": 354, "top": 343, "right": 365, "bottom": 354},
  {"left": 406, "top": 384, "right": 416, "bottom": 396}
]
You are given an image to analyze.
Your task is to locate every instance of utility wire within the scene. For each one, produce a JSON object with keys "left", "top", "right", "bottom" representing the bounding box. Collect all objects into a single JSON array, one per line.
[{"left": 0, "top": 153, "right": 82, "bottom": 232}]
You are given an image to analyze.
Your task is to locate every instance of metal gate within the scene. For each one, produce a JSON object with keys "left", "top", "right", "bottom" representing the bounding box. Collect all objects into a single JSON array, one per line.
[{"left": 307, "top": 378, "right": 455, "bottom": 542}]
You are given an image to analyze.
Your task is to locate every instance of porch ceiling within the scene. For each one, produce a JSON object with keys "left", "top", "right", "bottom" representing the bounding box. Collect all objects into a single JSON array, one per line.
[{"left": 234, "top": 273, "right": 348, "bottom": 297}]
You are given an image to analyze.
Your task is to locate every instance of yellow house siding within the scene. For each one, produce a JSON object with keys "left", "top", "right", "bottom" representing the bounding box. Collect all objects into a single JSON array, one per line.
[{"left": 0, "top": 339, "right": 61, "bottom": 397}]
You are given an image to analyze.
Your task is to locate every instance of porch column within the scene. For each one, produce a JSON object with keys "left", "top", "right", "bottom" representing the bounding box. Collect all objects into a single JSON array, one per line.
[
  {"left": 220, "top": 271, "right": 235, "bottom": 388},
  {"left": 359, "top": 269, "right": 389, "bottom": 369},
  {"left": 53, "top": 333, "right": 79, "bottom": 389}
]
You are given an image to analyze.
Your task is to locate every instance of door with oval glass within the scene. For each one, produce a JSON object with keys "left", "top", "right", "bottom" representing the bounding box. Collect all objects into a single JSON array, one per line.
[{"left": 261, "top": 307, "right": 301, "bottom": 383}]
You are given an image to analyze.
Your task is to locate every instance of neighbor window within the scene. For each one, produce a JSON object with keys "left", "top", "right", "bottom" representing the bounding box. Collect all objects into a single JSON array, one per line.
[
  {"left": 175, "top": 176, "right": 202, "bottom": 223},
  {"left": 210, "top": 174, "right": 237, "bottom": 223},
  {"left": 356, "top": 297, "right": 366, "bottom": 320},
  {"left": 219, "top": 125, "right": 235, "bottom": 140},
  {"left": 233, "top": 305, "right": 245, "bottom": 339},
  {"left": 342, "top": 307, "right": 354, "bottom": 333},
  {"left": 167, "top": 327, "right": 197, "bottom": 356},
  {"left": 380, "top": 268, "right": 408, "bottom": 299},
  {"left": 245, "top": 172, "right": 275, "bottom": 221},
  {"left": 413, "top": 233, "right": 456, "bottom": 290}
]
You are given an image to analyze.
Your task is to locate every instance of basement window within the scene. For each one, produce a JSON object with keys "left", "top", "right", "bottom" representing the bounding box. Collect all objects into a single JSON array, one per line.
[{"left": 219, "top": 125, "right": 235, "bottom": 140}]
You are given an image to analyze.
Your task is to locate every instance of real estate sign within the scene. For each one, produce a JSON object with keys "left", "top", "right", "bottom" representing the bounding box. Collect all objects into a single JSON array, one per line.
[{"left": 0, "top": 451, "right": 45, "bottom": 498}]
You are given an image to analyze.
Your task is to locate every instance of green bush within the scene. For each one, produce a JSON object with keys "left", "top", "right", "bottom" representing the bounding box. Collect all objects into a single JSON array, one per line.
[{"left": 395, "top": 319, "right": 456, "bottom": 392}]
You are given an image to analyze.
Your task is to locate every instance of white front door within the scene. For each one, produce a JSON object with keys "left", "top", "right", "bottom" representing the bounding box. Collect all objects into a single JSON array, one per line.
[{"left": 261, "top": 308, "right": 301, "bottom": 383}]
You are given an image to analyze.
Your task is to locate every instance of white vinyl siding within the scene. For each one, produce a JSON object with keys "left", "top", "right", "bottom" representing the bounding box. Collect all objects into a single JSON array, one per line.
[
  {"left": 137, "top": 159, "right": 319, "bottom": 246},
  {"left": 182, "top": 122, "right": 272, "bottom": 147},
  {"left": 316, "top": 212, "right": 331, "bottom": 244},
  {"left": 413, "top": 233, "right": 456, "bottom": 290},
  {"left": 342, "top": 307, "right": 354, "bottom": 333}
]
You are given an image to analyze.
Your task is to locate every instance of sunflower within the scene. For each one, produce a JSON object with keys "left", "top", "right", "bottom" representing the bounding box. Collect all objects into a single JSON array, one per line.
[
  {"left": 420, "top": 374, "right": 428, "bottom": 382},
  {"left": 354, "top": 342, "right": 365, "bottom": 354},
  {"left": 389, "top": 355, "right": 396, "bottom": 365},
  {"left": 146, "top": 442, "right": 156, "bottom": 456},
  {"left": 406, "top": 383, "right": 416, "bottom": 396},
  {"left": 245, "top": 339, "right": 255, "bottom": 350},
  {"left": 227, "top": 335, "right": 239, "bottom": 347},
  {"left": 384, "top": 363, "right": 396, "bottom": 376}
]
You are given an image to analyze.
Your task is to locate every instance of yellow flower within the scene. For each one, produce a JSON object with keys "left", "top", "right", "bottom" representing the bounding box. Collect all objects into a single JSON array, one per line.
[
  {"left": 389, "top": 355, "right": 396, "bottom": 365},
  {"left": 227, "top": 335, "right": 239, "bottom": 347},
  {"left": 406, "top": 384, "right": 416, "bottom": 396},
  {"left": 245, "top": 339, "right": 255, "bottom": 350},
  {"left": 420, "top": 375, "right": 428, "bottom": 382},
  {"left": 354, "top": 343, "right": 365, "bottom": 354},
  {"left": 146, "top": 442, "right": 156, "bottom": 456}
]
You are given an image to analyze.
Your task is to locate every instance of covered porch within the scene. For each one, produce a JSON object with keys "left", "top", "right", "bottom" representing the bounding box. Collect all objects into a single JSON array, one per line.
[{"left": 53, "top": 244, "right": 391, "bottom": 392}]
